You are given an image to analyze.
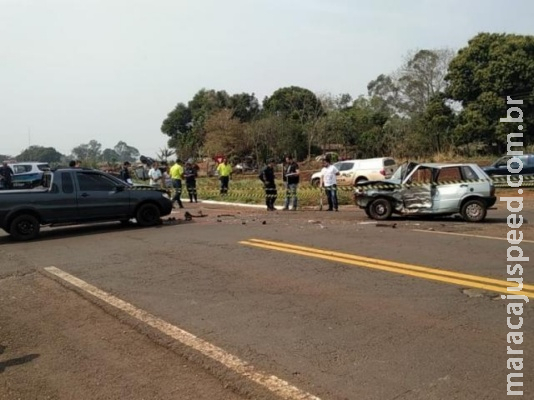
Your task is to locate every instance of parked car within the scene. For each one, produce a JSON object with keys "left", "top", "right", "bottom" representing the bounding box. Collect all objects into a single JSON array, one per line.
[
  {"left": 9, "top": 162, "right": 50, "bottom": 189},
  {"left": 354, "top": 162, "right": 496, "bottom": 222},
  {"left": 0, "top": 168, "right": 173, "bottom": 240},
  {"left": 482, "top": 154, "right": 534, "bottom": 177},
  {"left": 310, "top": 157, "right": 397, "bottom": 187}
]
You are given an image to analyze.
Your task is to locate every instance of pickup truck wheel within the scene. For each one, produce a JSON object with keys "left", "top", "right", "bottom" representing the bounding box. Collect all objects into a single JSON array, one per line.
[
  {"left": 368, "top": 198, "right": 392, "bottom": 220},
  {"left": 136, "top": 204, "right": 161, "bottom": 227},
  {"left": 461, "top": 199, "right": 487, "bottom": 222},
  {"left": 311, "top": 178, "right": 320, "bottom": 188},
  {"left": 364, "top": 206, "right": 372, "bottom": 218},
  {"left": 10, "top": 214, "right": 40, "bottom": 241}
]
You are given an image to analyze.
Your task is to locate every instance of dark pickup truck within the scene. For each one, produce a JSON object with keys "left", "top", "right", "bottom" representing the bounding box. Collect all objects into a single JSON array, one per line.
[{"left": 0, "top": 168, "right": 173, "bottom": 240}]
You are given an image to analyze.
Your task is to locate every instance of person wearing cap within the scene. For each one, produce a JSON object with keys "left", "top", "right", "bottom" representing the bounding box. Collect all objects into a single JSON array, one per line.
[
  {"left": 119, "top": 161, "right": 133, "bottom": 184},
  {"left": 169, "top": 159, "right": 184, "bottom": 208},
  {"left": 258, "top": 159, "right": 278, "bottom": 211},
  {"left": 0, "top": 161, "right": 14, "bottom": 190}
]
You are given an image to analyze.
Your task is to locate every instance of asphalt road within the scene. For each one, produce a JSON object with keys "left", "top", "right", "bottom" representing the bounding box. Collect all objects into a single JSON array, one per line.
[{"left": 1, "top": 203, "right": 533, "bottom": 399}]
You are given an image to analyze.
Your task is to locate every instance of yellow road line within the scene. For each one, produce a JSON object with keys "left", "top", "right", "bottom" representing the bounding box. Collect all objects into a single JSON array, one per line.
[
  {"left": 240, "top": 239, "right": 534, "bottom": 298},
  {"left": 43, "top": 267, "right": 322, "bottom": 400},
  {"left": 412, "top": 229, "right": 534, "bottom": 244}
]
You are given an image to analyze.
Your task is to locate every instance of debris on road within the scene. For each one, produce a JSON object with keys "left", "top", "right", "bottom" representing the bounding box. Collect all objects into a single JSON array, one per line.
[{"left": 376, "top": 223, "right": 397, "bottom": 228}]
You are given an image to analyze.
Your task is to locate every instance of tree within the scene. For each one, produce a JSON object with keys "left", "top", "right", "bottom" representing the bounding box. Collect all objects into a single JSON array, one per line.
[
  {"left": 445, "top": 32, "right": 534, "bottom": 151},
  {"left": 113, "top": 141, "right": 140, "bottom": 163},
  {"left": 203, "top": 109, "right": 249, "bottom": 158},
  {"left": 263, "top": 86, "right": 325, "bottom": 160},
  {"left": 101, "top": 148, "right": 120, "bottom": 163},
  {"left": 228, "top": 92, "right": 260, "bottom": 122},
  {"left": 368, "top": 48, "right": 455, "bottom": 116},
  {"left": 157, "top": 147, "right": 175, "bottom": 162},
  {"left": 16, "top": 146, "right": 63, "bottom": 163},
  {"left": 71, "top": 140, "right": 102, "bottom": 164}
]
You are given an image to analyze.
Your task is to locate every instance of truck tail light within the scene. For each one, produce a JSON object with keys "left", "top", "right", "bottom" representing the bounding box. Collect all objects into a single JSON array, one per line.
[{"left": 380, "top": 169, "right": 386, "bottom": 176}]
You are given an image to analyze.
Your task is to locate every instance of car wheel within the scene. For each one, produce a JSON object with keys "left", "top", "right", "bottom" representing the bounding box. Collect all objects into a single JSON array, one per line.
[
  {"left": 355, "top": 177, "right": 368, "bottom": 185},
  {"left": 136, "top": 204, "right": 161, "bottom": 227},
  {"left": 368, "top": 198, "right": 393, "bottom": 220},
  {"left": 461, "top": 199, "right": 487, "bottom": 222},
  {"left": 311, "top": 178, "right": 320, "bottom": 188},
  {"left": 364, "top": 206, "right": 372, "bottom": 218},
  {"left": 10, "top": 214, "right": 40, "bottom": 241}
]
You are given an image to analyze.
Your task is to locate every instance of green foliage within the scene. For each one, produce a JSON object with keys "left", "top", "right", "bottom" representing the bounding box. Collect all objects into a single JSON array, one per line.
[
  {"left": 446, "top": 33, "right": 534, "bottom": 151},
  {"left": 16, "top": 145, "right": 63, "bottom": 163},
  {"left": 114, "top": 141, "right": 140, "bottom": 163}
]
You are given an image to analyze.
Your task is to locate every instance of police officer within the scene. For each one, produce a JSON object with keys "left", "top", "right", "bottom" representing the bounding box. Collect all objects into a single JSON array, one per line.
[{"left": 259, "top": 159, "right": 277, "bottom": 211}]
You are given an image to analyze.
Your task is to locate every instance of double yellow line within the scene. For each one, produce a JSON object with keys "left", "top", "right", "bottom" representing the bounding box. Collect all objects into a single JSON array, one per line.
[{"left": 239, "top": 239, "right": 534, "bottom": 298}]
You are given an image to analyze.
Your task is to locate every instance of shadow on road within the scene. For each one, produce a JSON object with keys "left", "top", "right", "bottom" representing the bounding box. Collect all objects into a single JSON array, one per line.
[
  {"left": 0, "top": 219, "right": 187, "bottom": 245},
  {"left": 0, "top": 353, "right": 40, "bottom": 373}
]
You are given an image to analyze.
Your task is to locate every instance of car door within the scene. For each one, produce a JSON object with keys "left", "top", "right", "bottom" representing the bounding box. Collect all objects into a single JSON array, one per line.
[
  {"left": 401, "top": 166, "right": 434, "bottom": 211},
  {"left": 337, "top": 162, "right": 355, "bottom": 186},
  {"left": 432, "top": 166, "right": 471, "bottom": 213},
  {"left": 75, "top": 171, "right": 131, "bottom": 220}
]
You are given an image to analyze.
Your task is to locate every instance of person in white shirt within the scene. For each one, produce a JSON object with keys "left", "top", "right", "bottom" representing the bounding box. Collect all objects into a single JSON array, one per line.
[
  {"left": 148, "top": 161, "right": 163, "bottom": 188},
  {"left": 319, "top": 156, "right": 340, "bottom": 211}
]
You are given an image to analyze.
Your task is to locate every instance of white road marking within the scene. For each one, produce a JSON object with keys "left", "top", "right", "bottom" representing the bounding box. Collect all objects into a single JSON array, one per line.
[
  {"left": 43, "top": 266, "right": 321, "bottom": 400},
  {"left": 412, "top": 229, "right": 534, "bottom": 244}
]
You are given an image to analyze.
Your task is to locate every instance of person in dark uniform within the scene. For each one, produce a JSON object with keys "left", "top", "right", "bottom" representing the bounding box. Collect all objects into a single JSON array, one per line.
[
  {"left": 259, "top": 159, "right": 277, "bottom": 211},
  {"left": 119, "top": 161, "right": 132, "bottom": 184},
  {"left": 0, "top": 161, "right": 14, "bottom": 190},
  {"left": 184, "top": 162, "right": 198, "bottom": 203}
]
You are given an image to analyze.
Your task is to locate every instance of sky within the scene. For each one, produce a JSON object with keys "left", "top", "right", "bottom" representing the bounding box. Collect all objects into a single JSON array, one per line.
[{"left": 1, "top": 0, "right": 533, "bottom": 159}]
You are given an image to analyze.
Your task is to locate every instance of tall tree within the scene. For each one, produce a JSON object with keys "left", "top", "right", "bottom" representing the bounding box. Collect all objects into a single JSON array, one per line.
[
  {"left": 71, "top": 140, "right": 102, "bottom": 164},
  {"left": 101, "top": 148, "right": 120, "bottom": 163},
  {"left": 445, "top": 32, "right": 534, "bottom": 151},
  {"left": 113, "top": 141, "right": 140, "bottom": 163}
]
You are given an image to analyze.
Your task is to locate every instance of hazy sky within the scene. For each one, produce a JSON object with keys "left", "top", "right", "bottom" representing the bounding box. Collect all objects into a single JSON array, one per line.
[{"left": 1, "top": 0, "right": 533, "bottom": 159}]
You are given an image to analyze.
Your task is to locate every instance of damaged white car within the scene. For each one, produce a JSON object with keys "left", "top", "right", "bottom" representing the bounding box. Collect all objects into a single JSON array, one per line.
[{"left": 354, "top": 162, "right": 497, "bottom": 222}]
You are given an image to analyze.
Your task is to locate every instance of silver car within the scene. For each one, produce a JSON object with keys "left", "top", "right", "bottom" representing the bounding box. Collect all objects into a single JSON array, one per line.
[{"left": 354, "top": 162, "right": 497, "bottom": 222}]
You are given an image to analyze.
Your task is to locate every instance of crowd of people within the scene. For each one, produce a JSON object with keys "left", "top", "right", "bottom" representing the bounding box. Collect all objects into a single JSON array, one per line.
[{"left": 0, "top": 155, "right": 341, "bottom": 211}]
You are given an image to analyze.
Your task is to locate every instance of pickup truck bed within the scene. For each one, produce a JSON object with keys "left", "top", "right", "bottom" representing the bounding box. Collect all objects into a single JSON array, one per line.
[{"left": 0, "top": 168, "right": 173, "bottom": 240}]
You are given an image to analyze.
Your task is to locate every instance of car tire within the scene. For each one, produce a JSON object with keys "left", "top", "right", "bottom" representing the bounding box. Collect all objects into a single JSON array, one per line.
[
  {"left": 364, "top": 206, "right": 372, "bottom": 218},
  {"left": 136, "top": 204, "right": 161, "bottom": 227},
  {"left": 355, "top": 177, "right": 368, "bottom": 185},
  {"left": 368, "top": 198, "right": 393, "bottom": 220},
  {"left": 10, "top": 214, "right": 40, "bottom": 241},
  {"left": 461, "top": 199, "right": 487, "bottom": 222},
  {"left": 311, "top": 178, "right": 320, "bottom": 188}
]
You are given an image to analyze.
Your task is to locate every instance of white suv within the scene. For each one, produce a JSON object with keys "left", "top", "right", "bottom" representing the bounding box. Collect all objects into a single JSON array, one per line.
[{"left": 310, "top": 157, "right": 397, "bottom": 187}]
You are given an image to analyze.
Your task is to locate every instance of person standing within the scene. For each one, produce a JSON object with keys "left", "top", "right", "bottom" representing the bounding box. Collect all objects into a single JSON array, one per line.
[
  {"left": 184, "top": 162, "right": 198, "bottom": 203},
  {"left": 149, "top": 161, "right": 163, "bottom": 188},
  {"left": 320, "top": 156, "right": 340, "bottom": 211},
  {"left": 0, "top": 161, "right": 14, "bottom": 190},
  {"left": 282, "top": 155, "right": 300, "bottom": 211},
  {"left": 259, "top": 159, "right": 277, "bottom": 211},
  {"left": 119, "top": 161, "right": 133, "bottom": 184},
  {"left": 217, "top": 157, "right": 232, "bottom": 195},
  {"left": 169, "top": 159, "right": 184, "bottom": 208}
]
